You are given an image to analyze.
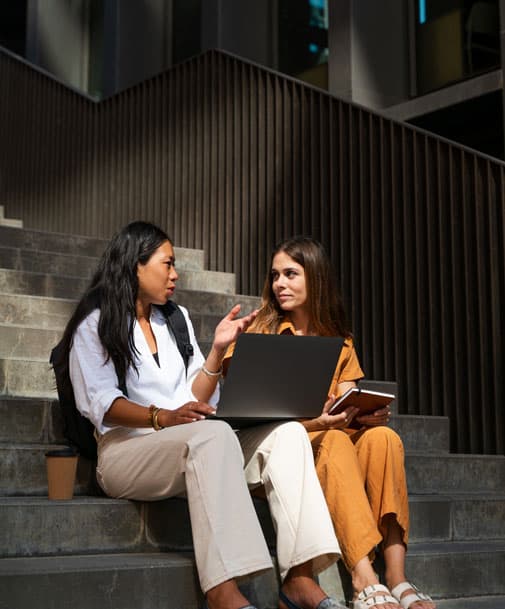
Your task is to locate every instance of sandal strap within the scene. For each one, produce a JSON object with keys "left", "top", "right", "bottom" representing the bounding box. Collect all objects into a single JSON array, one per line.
[
  {"left": 355, "top": 584, "right": 398, "bottom": 607},
  {"left": 317, "top": 597, "right": 347, "bottom": 609},
  {"left": 357, "top": 584, "right": 392, "bottom": 601},
  {"left": 391, "top": 582, "right": 433, "bottom": 609}
]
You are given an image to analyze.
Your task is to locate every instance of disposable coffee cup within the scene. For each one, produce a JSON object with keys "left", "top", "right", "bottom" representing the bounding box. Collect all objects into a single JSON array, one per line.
[{"left": 45, "top": 448, "right": 78, "bottom": 500}]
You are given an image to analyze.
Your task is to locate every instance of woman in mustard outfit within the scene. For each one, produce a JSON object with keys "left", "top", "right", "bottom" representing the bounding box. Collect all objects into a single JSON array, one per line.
[{"left": 224, "top": 237, "right": 435, "bottom": 609}]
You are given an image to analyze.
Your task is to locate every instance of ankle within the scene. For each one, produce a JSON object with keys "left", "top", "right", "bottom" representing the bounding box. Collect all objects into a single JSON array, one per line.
[
  {"left": 206, "top": 580, "right": 249, "bottom": 609},
  {"left": 351, "top": 557, "right": 380, "bottom": 596},
  {"left": 281, "top": 577, "right": 326, "bottom": 609},
  {"left": 384, "top": 570, "right": 407, "bottom": 592}
]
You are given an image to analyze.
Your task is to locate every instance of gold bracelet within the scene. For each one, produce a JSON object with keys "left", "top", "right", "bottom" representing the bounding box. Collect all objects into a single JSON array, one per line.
[
  {"left": 153, "top": 409, "right": 164, "bottom": 431},
  {"left": 149, "top": 405, "right": 164, "bottom": 431},
  {"left": 201, "top": 364, "right": 223, "bottom": 378}
]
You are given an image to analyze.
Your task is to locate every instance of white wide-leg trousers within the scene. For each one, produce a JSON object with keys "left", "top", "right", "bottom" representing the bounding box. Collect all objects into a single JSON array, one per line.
[{"left": 96, "top": 419, "right": 340, "bottom": 593}]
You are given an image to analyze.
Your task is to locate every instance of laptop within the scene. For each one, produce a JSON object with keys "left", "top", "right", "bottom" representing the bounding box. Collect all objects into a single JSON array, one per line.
[{"left": 213, "top": 333, "right": 344, "bottom": 428}]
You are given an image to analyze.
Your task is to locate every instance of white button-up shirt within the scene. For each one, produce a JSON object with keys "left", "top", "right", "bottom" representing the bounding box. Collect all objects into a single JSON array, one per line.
[{"left": 69, "top": 306, "right": 219, "bottom": 436}]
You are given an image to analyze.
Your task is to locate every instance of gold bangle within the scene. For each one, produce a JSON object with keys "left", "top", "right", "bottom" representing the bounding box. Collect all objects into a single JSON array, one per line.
[
  {"left": 153, "top": 409, "right": 164, "bottom": 431},
  {"left": 149, "top": 405, "right": 164, "bottom": 431},
  {"left": 148, "top": 404, "right": 156, "bottom": 426},
  {"left": 201, "top": 364, "right": 223, "bottom": 378}
]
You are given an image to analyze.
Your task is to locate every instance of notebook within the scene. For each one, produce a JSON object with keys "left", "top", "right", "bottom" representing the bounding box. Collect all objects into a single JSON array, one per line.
[{"left": 212, "top": 333, "right": 344, "bottom": 428}]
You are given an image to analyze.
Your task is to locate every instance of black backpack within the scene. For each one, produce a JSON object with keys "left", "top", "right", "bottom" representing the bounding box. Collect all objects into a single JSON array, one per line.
[{"left": 50, "top": 301, "right": 194, "bottom": 460}]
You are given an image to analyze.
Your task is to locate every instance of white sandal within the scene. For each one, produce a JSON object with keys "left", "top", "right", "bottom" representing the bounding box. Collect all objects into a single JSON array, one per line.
[
  {"left": 350, "top": 584, "right": 400, "bottom": 608},
  {"left": 391, "top": 582, "right": 434, "bottom": 609}
]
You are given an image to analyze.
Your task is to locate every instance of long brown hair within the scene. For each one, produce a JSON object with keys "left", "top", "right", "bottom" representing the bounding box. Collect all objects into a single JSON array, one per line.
[{"left": 251, "top": 236, "right": 351, "bottom": 337}]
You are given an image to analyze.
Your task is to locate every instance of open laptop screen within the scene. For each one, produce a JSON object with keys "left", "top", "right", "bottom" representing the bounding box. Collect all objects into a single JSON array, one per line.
[{"left": 215, "top": 333, "right": 344, "bottom": 427}]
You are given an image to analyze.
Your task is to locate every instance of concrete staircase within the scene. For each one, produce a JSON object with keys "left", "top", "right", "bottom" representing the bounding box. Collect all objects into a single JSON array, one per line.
[
  {"left": 0, "top": 225, "right": 504, "bottom": 609},
  {"left": 0, "top": 206, "right": 23, "bottom": 229}
]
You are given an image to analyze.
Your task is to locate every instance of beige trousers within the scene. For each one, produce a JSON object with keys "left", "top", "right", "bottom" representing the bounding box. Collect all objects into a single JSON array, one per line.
[{"left": 96, "top": 419, "right": 340, "bottom": 593}]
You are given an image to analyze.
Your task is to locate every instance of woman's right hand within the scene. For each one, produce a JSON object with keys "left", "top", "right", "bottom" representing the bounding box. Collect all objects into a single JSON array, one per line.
[
  {"left": 211, "top": 304, "right": 259, "bottom": 352},
  {"left": 302, "top": 395, "right": 360, "bottom": 432},
  {"left": 158, "top": 401, "right": 216, "bottom": 427}
]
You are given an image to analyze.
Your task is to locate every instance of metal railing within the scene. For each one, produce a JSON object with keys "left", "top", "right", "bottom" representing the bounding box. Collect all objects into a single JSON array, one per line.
[{"left": 1, "top": 48, "right": 504, "bottom": 455}]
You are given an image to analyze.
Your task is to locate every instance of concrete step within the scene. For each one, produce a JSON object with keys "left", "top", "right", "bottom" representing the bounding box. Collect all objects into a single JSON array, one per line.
[
  {"left": 405, "top": 451, "right": 505, "bottom": 494},
  {"left": 0, "top": 358, "right": 55, "bottom": 398},
  {"left": 0, "top": 244, "right": 206, "bottom": 278},
  {"left": 0, "top": 224, "right": 108, "bottom": 257},
  {"left": 336, "top": 541, "right": 505, "bottom": 603},
  {"left": 403, "top": 540, "right": 505, "bottom": 599},
  {"left": 0, "top": 552, "right": 279, "bottom": 609},
  {"left": 1, "top": 491, "right": 504, "bottom": 560},
  {"left": 0, "top": 404, "right": 505, "bottom": 496},
  {"left": 0, "top": 552, "right": 202, "bottom": 609},
  {"left": 1, "top": 548, "right": 503, "bottom": 609},
  {"left": 319, "top": 541, "right": 505, "bottom": 609},
  {"left": 0, "top": 397, "right": 502, "bottom": 497},
  {"left": 0, "top": 496, "right": 276, "bottom": 558},
  {"left": 0, "top": 443, "right": 96, "bottom": 497},
  {"left": 0, "top": 206, "right": 23, "bottom": 228},
  {"left": 408, "top": 493, "right": 505, "bottom": 542},
  {"left": 0, "top": 398, "right": 63, "bottom": 444},
  {"left": 435, "top": 596, "right": 505, "bottom": 608},
  {"left": 0, "top": 264, "right": 236, "bottom": 297},
  {"left": 390, "top": 414, "right": 450, "bottom": 453},
  {"left": 0, "top": 314, "right": 222, "bottom": 360},
  {"left": 0, "top": 267, "right": 89, "bottom": 300},
  {"left": 0, "top": 225, "right": 208, "bottom": 269},
  {"left": 0, "top": 246, "right": 100, "bottom": 281},
  {"left": 0, "top": 268, "right": 235, "bottom": 299},
  {"left": 0, "top": 393, "right": 455, "bottom": 456},
  {"left": 0, "top": 291, "right": 260, "bottom": 330},
  {"left": 0, "top": 293, "right": 75, "bottom": 330},
  {"left": 0, "top": 324, "right": 62, "bottom": 360},
  {"left": 1, "top": 397, "right": 447, "bottom": 455},
  {"left": 173, "top": 289, "right": 260, "bottom": 316},
  {"left": 322, "top": 540, "right": 505, "bottom": 605},
  {"left": 0, "top": 265, "right": 237, "bottom": 301}
]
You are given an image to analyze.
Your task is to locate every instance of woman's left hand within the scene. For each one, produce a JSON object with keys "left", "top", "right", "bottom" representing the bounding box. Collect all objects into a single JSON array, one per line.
[
  {"left": 355, "top": 406, "right": 391, "bottom": 427},
  {"left": 212, "top": 304, "right": 259, "bottom": 351}
]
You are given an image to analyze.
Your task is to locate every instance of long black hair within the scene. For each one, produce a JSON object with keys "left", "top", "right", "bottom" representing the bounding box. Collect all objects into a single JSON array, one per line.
[{"left": 53, "top": 221, "right": 172, "bottom": 386}]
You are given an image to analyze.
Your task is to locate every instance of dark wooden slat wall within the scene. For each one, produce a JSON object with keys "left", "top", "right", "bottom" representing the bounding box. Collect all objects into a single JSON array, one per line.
[{"left": 1, "top": 49, "right": 504, "bottom": 455}]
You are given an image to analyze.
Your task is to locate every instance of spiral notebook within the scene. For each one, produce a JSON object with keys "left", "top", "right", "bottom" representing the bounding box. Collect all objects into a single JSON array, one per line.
[{"left": 213, "top": 333, "right": 344, "bottom": 428}]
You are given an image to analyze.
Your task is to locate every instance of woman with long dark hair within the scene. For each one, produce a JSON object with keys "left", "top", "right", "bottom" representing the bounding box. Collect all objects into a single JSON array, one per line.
[
  {"left": 224, "top": 237, "right": 435, "bottom": 609},
  {"left": 55, "top": 222, "right": 346, "bottom": 609}
]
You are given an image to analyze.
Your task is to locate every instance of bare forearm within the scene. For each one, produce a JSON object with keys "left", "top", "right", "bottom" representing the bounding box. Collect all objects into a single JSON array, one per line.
[
  {"left": 103, "top": 397, "right": 152, "bottom": 428},
  {"left": 191, "top": 345, "right": 226, "bottom": 402},
  {"left": 103, "top": 397, "right": 217, "bottom": 430},
  {"left": 300, "top": 418, "right": 325, "bottom": 433}
]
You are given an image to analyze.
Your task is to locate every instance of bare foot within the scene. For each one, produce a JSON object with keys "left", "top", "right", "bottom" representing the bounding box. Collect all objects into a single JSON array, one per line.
[
  {"left": 351, "top": 557, "right": 401, "bottom": 609},
  {"left": 388, "top": 582, "right": 436, "bottom": 609},
  {"left": 280, "top": 575, "right": 327, "bottom": 609}
]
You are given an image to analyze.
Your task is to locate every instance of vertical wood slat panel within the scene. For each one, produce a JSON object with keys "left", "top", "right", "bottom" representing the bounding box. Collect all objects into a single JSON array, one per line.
[{"left": 1, "top": 48, "right": 504, "bottom": 456}]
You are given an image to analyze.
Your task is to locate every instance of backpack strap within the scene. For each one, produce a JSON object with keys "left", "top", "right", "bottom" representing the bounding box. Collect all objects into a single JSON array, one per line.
[{"left": 157, "top": 302, "right": 194, "bottom": 373}]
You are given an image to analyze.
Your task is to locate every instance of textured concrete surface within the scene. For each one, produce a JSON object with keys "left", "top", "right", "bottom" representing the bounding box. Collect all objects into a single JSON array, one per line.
[
  {"left": 0, "top": 293, "right": 74, "bottom": 329},
  {"left": 0, "top": 245, "right": 205, "bottom": 279},
  {"left": 0, "top": 358, "right": 56, "bottom": 398},
  {"left": 1, "top": 225, "right": 504, "bottom": 609}
]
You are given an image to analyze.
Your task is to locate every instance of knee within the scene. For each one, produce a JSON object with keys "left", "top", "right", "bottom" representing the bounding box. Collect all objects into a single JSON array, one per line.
[
  {"left": 263, "top": 421, "right": 313, "bottom": 455},
  {"left": 204, "top": 419, "right": 240, "bottom": 446},
  {"left": 314, "top": 429, "right": 357, "bottom": 466},
  {"left": 188, "top": 419, "right": 243, "bottom": 459},
  {"left": 272, "top": 420, "right": 309, "bottom": 443},
  {"left": 321, "top": 429, "right": 355, "bottom": 452},
  {"left": 362, "top": 426, "right": 404, "bottom": 452}
]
